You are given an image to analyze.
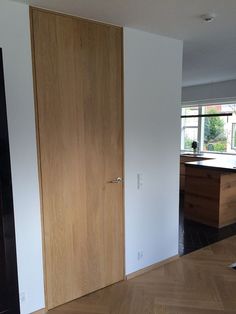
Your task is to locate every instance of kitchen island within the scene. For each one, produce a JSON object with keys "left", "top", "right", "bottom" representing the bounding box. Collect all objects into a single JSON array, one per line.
[
  {"left": 180, "top": 154, "right": 214, "bottom": 191},
  {"left": 184, "top": 159, "right": 236, "bottom": 228}
]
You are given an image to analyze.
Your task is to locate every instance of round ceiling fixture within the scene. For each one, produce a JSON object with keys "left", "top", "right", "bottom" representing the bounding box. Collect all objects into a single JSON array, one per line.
[{"left": 201, "top": 13, "right": 216, "bottom": 23}]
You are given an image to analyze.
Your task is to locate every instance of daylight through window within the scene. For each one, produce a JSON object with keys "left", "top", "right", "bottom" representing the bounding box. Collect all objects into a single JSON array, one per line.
[{"left": 181, "top": 103, "right": 236, "bottom": 154}]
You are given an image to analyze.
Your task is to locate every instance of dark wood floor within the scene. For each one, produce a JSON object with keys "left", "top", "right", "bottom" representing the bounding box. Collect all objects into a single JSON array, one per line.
[
  {"left": 179, "top": 193, "right": 236, "bottom": 255},
  {"left": 180, "top": 218, "right": 236, "bottom": 255}
]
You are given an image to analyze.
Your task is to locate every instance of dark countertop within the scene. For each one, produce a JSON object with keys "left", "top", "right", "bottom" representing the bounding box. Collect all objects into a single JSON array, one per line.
[
  {"left": 185, "top": 159, "right": 236, "bottom": 173},
  {"left": 180, "top": 154, "right": 212, "bottom": 159}
]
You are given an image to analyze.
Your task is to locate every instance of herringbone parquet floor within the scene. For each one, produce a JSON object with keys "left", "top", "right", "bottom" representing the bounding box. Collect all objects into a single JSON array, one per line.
[{"left": 48, "top": 236, "right": 236, "bottom": 314}]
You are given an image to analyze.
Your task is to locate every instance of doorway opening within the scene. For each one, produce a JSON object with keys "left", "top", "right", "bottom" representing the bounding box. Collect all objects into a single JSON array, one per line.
[{"left": 0, "top": 48, "right": 20, "bottom": 314}]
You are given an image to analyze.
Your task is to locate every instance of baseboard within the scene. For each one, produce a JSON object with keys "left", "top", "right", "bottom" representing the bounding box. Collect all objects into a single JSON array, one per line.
[
  {"left": 31, "top": 256, "right": 179, "bottom": 312},
  {"left": 126, "top": 255, "right": 179, "bottom": 280},
  {"left": 31, "top": 308, "right": 46, "bottom": 314}
]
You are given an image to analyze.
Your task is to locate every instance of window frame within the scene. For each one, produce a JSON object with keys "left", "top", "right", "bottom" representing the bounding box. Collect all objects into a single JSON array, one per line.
[
  {"left": 181, "top": 101, "right": 236, "bottom": 155},
  {"left": 181, "top": 106, "right": 200, "bottom": 151},
  {"left": 231, "top": 123, "right": 236, "bottom": 150}
]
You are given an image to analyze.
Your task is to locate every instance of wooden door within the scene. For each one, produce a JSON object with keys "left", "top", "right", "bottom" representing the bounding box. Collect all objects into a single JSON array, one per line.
[{"left": 31, "top": 8, "right": 124, "bottom": 309}]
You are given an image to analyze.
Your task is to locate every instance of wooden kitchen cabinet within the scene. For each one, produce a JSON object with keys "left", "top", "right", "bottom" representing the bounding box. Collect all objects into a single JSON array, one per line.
[
  {"left": 184, "top": 162, "right": 236, "bottom": 228},
  {"left": 180, "top": 155, "right": 213, "bottom": 192}
]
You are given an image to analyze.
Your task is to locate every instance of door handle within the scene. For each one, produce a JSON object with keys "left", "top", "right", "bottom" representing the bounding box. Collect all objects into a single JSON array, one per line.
[{"left": 109, "top": 177, "right": 123, "bottom": 184}]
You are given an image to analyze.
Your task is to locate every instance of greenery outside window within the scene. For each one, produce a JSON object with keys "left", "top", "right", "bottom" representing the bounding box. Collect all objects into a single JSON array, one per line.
[{"left": 181, "top": 103, "right": 236, "bottom": 154}]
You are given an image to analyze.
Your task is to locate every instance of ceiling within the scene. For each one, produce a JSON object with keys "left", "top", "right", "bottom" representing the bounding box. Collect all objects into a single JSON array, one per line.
[{"left": 13, "top": 0, "right": 236, "bottom": 87}]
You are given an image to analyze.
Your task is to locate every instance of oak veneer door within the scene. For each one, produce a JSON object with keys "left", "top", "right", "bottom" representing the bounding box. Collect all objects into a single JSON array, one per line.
[{"left": 31, "top": 8, "right": 124, "bottom": 309}]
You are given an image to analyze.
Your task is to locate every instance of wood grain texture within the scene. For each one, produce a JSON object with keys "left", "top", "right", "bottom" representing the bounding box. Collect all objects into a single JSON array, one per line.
[
  {"left": 126, "top": 255, "right": 179, "bottom": 280},
  {"left": 35, "top": 236, "right": 236, "bottom": 314},
  {"left": 184, "top": 165, "right": 236, "bottom": 228},
  {"left": 184, "top": 166, "right": 221, "bottom": 227},
  {"left": 220, "top": 173, "right": 236, "bottom": 227},
  {"left": 179, "top": 155, "right": 213, "bottom": 191},
  {"left": 31, "top": 8, "right": 124, "bottom": 309}
]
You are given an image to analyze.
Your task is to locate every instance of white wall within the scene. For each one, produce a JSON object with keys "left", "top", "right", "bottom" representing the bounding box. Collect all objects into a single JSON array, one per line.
[
  {"left": 0, "top": 1, "right": 45, "bottom": 313},
  {"left": 124, "top": 28, "right": 183, "bottom": 274},
  {"left": 182, "top": 79, "right": 236, "bottom": 104},
  {"left": 0, "top": 3, "right": 183, "bottom": 311}
]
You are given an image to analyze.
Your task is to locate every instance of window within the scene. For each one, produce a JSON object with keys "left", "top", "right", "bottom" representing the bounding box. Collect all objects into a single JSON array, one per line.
[
  {"left": 232, "top": 123, "right": 236, "bottom": 149},
  {"left": 181, "top": 107, "right": 199, "bottom": 150},
  {"left": 181, "top": 103, "right": 236, "bottom": 154}
]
